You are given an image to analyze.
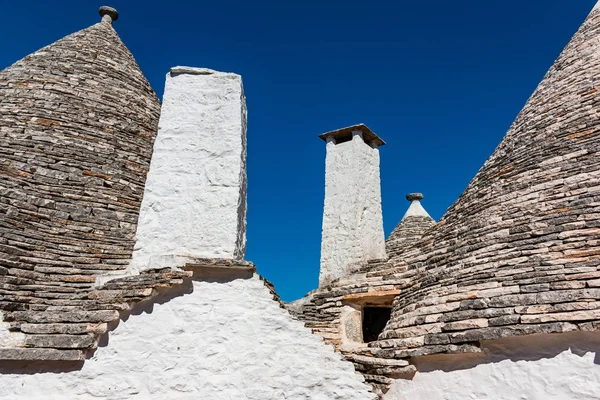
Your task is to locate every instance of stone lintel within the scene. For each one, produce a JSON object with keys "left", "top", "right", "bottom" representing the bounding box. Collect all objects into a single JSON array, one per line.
[
  {"left": 0, "top": 348, "right": 85, "bottom": 361},
  {"left": 319, "top": 123, "right": 386, "bottom": 147},
  {"left": 183, "top": 258, "right": 256, "bottom": 281},
  {"left": 342, "top": 290, "right": 400, "bottom": 305}
]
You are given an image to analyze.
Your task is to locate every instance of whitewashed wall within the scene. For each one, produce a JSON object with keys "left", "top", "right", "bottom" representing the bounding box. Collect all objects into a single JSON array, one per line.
[
  {"left": 0, "top": 275, "right": 375, "bottom": 400},
  {"left": 384, "top": 333, "right": 600, "bottom": 400},
  {"left": 320, "top": 134, "right": 386, "bottom": 286},
  {"left": 0, "top": 311, "right": 24, "bottom": 348},
  {"left": 129, "top": 67, "right": 247, "bottom": 273}
]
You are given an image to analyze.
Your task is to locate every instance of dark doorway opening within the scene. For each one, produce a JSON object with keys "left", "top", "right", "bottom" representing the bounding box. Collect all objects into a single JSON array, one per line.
[{"left": 362, "top": 307, "right": 392, "bottom": 343}]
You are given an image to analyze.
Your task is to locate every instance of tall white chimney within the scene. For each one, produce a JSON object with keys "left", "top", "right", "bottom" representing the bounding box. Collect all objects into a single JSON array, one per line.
[{"left": 318, "top": 124, "right": 386, "bottom": 286}]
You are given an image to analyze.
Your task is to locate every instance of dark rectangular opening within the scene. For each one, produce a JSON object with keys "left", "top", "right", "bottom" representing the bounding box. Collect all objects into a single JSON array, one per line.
[
  {"left": 362, "top": 307, "right": 391, "bottom": 343},
  {"left": 335, "top": 133, "right": 353, "bottom": 144}
]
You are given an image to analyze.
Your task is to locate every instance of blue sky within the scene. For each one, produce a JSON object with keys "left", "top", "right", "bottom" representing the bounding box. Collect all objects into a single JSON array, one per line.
[{"left": 0, "top": 1, "right": 596, "bottom": 301}]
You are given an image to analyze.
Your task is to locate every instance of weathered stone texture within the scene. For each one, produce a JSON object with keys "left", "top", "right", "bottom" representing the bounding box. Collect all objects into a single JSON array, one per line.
[
  {"left": 386, "top": 216, "right": 435, "bottom": 259},
  {"left": 377, "top": 7, "right": 600, "bottom": 355},
  {"left": 0, "top": 17, "right": 162, "bottom": 350},
  {"left": 386, "top": 194, "right": 435, "bottom": 259},
  {"left": 0, "top": 20, "right": 160, "bottom": 273}
]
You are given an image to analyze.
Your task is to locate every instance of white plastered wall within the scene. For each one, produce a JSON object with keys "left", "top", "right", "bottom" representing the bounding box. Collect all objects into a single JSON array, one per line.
[
  {"left": 0, "top": 275, "right": 376, "bottom": 400},
  {"left": 0, "top": 311, "right": 24, "bottom": 348},
  {"left": 129, "top": 67, "right": 247, "bottom": 272},
  {"left": 320, "top": 134, "right": 386, "bottom": 286},
  {"left": 384, "top": 333, "right": 600, "bottom": 400}
]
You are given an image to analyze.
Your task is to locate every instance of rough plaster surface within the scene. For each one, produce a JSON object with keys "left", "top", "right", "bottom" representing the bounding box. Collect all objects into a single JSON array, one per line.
[
  {"left": 320, "top": 134, "right": 386, "bottom": 286},
  {"left": 129, "top": 67, "right": 247, "bottom": 272},
  {"left": 0, "top": 275, "right": 375, "bottom": 400},
  {"left": 384, "top": 334, "right": 600, "bottom": 400}
]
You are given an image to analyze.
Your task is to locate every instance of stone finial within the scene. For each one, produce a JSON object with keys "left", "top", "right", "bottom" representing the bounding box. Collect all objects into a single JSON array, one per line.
[
  {"left": 406, "top": 193, "right": 424, "bottom": 202},
  {"left": 99, "top": 6, "right": 119, "bottom": 24},
  {"left": 402, "top": 193, "right": 432, "bottom": 220}
]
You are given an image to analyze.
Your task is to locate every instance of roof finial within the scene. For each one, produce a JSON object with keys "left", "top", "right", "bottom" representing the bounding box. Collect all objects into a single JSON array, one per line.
[
  {"left": 406, "top": 193, "right": 424, "bottom": 202},
  {"left": 99, "top": 6, "right": 119, "bottom": 24},
  {"left": 402, "top": 193, "right": 432, "bottom": 220}
]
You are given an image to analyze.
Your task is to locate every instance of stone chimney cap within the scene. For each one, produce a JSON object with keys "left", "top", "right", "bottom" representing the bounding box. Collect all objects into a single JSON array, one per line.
[
  {"left": 99, "top": 6, "right": 119, "bottom": 23},
  {"left": 406, "top": 193, "right": 424, "bottom": 202},
  {"left": 318, "top": 123, "right": 386, "bottom": 147}
]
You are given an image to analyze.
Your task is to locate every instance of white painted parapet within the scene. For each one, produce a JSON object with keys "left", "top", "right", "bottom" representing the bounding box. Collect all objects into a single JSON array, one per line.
[
  {"left": 319, "top": 124, "right": 387, "bottom": 286},
  {"left": 129, "top": 67, "right": 247, "bottom": 272}
]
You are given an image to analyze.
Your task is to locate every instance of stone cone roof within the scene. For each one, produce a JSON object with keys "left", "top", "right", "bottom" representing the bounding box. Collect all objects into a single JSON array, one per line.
[
  {"left": 375, "top": 4, "right": 600, "bottom": 352},
  {"left": 0, "top": 14, "right": 176, "bottom": 360},
  {"left": 0, "top": 18, "right": 160, "bottom": 269},
  {"left": 386, "top": 194, "right": 435, "bottom": 258}
]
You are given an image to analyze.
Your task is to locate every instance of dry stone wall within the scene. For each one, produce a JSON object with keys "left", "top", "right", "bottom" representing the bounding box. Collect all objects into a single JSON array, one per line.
[
  {"left": 386, "top": 214, "right": 435, "bottom": 259},
  {"left": 375, "top": 5, "right": 600, "bottom": 357},
  {"left": 0, "top": 21, "right": 159, "bottom": 275},
  {"left": 0, "top": 19, "right": 160, "bottom": 312},
  {"left": 0, "top": 19, "right": 166, "bottom": 357}
]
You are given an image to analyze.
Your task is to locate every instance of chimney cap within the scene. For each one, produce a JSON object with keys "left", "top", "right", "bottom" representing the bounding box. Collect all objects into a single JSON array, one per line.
[{"left": 318, "top": 123, "right": 386, "bottom": 147}]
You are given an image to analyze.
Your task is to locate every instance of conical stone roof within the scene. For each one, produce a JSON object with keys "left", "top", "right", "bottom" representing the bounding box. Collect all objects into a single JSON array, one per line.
[
  {"left": 386, "top": 193, "right": 435, "bottom": 258},
  {"left": 0, "top": 8, "right": 162, "bottom": 353},
  {"left": 376, "top": 4, "right": 600, "bottom": 351}
]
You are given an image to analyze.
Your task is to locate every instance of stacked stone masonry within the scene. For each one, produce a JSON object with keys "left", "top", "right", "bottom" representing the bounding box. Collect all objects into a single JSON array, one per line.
[
  {"left": 293, "top": 6, "right": 600, "bottom": 397},
  {"left": 0, "top": 19, "right": 185, "bottom": 359},
  {"left": 386, "top": 215, "right": 435, "bottom": 259}
]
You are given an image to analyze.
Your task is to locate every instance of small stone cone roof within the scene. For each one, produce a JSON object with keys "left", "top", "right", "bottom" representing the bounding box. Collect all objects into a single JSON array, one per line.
[
  {"left": 0, "top": 9, "right": 170, "bottom": 360},
  {"left": 377, "top": 4, "right": 600, "bottom": 351},
  {"left": 386, "top": 193, "right": 435, "bottom": 258}
]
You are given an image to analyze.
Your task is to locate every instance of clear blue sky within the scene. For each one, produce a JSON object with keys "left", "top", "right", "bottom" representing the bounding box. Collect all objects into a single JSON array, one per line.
[{"left": 0, "top": 1, "right": 596, "bottom": 301}]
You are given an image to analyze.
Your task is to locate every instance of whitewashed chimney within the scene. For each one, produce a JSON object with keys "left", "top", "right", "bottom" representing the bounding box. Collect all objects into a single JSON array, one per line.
[
  {"left": 318, "top": 124, "right": 386, "bottom": 286},
  {"left": 129, "top": 67, "right": 247, "bottom": 272}
]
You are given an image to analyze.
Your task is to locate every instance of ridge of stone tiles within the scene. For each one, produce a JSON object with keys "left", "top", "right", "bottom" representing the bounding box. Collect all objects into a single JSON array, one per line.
[
  {"left": 375, "top": 4, "right": 600, "bottom": 358},
  {"left": 0, "top": 18, "right": 161, "bottom": 343}
]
